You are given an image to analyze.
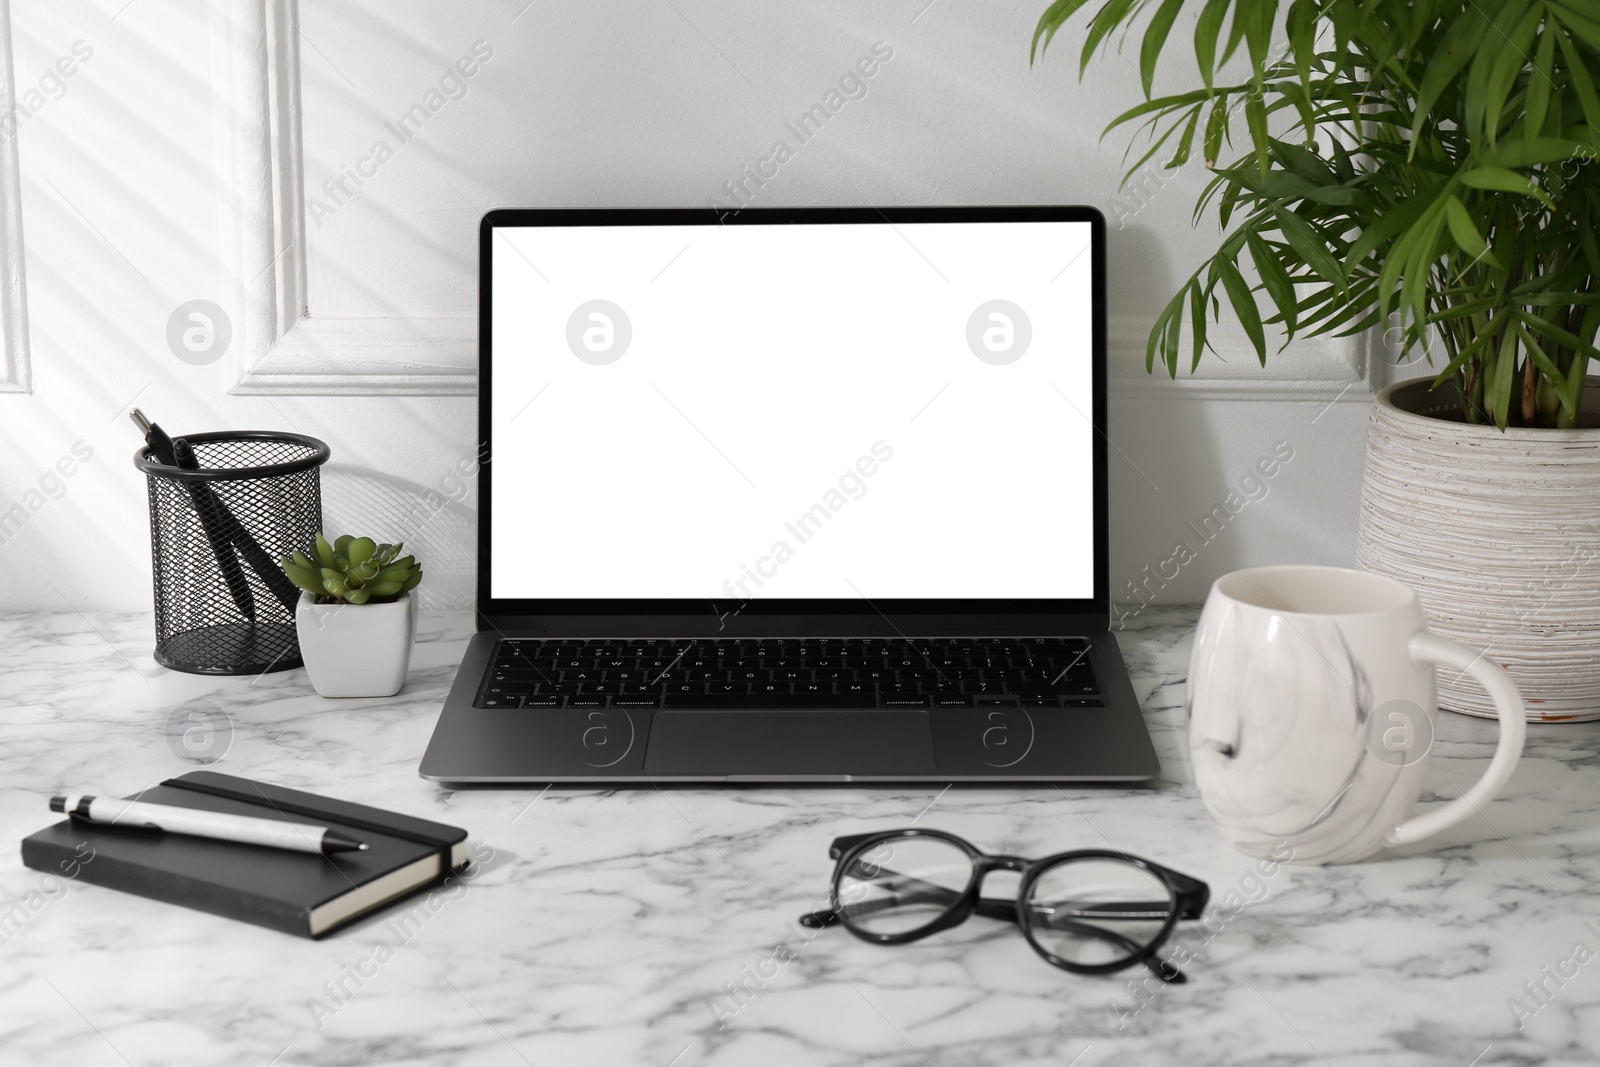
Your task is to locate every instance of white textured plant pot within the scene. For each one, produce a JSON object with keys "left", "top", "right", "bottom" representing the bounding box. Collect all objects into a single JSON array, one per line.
[
  {"left": 1355, "top": 378, "right": 1600, "bottom": 722},
  {"left": 294, "top": 592, "right": 416, "bottom": 698}
]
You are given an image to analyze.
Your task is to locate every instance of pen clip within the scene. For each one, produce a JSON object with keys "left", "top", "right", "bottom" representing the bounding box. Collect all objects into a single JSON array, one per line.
[{"left": 66, "top": 815, "right": 161, "bottom": 832}]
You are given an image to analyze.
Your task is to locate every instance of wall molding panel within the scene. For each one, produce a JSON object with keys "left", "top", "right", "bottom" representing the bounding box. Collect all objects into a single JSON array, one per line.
[
  {"left": 214, "top": 0, "right": 474, "bottom": 397},
  {"left": 0, "top": 0, "right": 32, "bottom": 395}
]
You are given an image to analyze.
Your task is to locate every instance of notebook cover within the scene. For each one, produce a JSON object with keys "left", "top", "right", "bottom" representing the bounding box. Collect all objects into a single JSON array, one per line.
[{"left": 19, "top": 773, "right": 468, "bottom": 939}]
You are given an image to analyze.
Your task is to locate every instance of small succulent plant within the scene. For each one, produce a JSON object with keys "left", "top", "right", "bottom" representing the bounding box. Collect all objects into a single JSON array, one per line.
[{"left": 280, "top": 533, "right": 422, "bottom": 605}]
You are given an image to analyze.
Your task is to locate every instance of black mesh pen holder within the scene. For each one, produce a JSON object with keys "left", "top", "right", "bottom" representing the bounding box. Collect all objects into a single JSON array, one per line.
[{"left": 135, "top": 431, "right": 331, "bottom": 675}]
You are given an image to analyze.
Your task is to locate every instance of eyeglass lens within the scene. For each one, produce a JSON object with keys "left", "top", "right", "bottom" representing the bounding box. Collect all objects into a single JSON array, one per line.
[
  {"left": 1022, "top": 857, "right": 1174, "bottom": 966},
  {"left": 835, "top": 836, "right": 972, "bottom": 936}
]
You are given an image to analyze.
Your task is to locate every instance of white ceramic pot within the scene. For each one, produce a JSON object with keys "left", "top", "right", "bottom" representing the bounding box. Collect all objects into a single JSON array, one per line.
[
  {"left": 1355, "top": 378, "right": 1600, "bottom": 722},
  {"left": 294, "top": 592, "right": 416, "bottom": 698}
]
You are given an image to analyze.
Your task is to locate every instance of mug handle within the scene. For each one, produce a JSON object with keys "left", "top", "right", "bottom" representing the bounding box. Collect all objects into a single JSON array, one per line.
[{"left": 1384, "top": 633, "right": 1527, "bottom": 847}]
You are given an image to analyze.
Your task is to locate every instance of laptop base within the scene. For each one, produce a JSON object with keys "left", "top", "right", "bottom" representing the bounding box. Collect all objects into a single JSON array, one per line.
[{"left": 419, "top": 630, "right": 1160, "bottom": 783}]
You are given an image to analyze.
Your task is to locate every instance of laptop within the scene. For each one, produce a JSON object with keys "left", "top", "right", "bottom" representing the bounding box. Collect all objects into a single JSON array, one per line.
[{"left": 418, "top": 206, "right": 1160, "bottom": 783}]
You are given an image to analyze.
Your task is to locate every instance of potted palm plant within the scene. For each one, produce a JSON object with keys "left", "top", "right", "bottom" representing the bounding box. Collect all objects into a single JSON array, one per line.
[
  {"left": 281, "top": 534, "right": 423, "bottom": 698},
  {"left": 1033, "top": 0, "right": 1600, "bottom": 720}
]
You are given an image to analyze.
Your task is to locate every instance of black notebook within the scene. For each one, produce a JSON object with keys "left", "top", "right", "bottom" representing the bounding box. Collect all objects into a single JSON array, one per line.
[{"left": 20, "top": 771, "right": 469, "bottom": 939}]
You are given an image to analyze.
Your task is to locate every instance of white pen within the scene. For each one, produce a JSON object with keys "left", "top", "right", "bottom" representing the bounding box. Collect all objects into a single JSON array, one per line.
[{"left": 51, "top": 795, "right": 369, "bottom": 856}]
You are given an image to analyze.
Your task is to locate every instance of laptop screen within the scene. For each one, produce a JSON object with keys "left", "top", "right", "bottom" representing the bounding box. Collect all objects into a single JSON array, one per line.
[{"left": 487, "top": 215, "right": 1097, "bottom": 604}]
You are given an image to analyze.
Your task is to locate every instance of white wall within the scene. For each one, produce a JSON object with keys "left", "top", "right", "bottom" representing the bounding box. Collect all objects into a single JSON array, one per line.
[{"left": 0, "top": 0, "right": 1391, "bottom": 618}]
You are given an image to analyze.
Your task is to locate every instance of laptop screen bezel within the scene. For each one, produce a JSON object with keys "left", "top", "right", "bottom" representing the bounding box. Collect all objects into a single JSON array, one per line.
[{"left": 477, "top": 206, "right": 1109, "bottom": 630}]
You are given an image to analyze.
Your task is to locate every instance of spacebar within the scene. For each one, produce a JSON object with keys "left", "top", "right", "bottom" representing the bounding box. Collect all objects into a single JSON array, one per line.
[{"left": 663, "top": 693, "right": 879, "bottom": 708}]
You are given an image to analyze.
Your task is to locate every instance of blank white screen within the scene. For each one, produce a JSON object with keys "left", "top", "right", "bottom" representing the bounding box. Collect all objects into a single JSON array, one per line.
[{"left": 489, "top": 220, "right": 1095, "bottom": 601}]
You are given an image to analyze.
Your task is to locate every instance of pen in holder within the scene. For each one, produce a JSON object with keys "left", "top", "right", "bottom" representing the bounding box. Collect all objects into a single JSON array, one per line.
[{"left": 134, "top": 424, "right": 331, "bottom": 675}]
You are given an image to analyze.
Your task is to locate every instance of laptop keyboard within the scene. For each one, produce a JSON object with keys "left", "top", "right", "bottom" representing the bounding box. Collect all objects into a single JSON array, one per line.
[{"left": 473, "top": 637, "right": 1102, "bottom": 710}]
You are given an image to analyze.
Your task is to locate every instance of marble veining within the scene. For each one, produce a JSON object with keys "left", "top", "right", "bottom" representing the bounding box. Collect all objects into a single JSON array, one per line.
[{"left": 0, "top": 607, "right": 1597, "bottom": 1066}]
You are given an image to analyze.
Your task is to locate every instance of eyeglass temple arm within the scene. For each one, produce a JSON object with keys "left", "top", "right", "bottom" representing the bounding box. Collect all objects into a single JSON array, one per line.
[
  {"left": 800, "top": 893, "right": 1166, "bottom": 933},
  {"left": 806, "top": 865, "right": 1192, "bottom": 927},
  {"left": 798, "top": 868, "right": 963, "bottom": 928}
]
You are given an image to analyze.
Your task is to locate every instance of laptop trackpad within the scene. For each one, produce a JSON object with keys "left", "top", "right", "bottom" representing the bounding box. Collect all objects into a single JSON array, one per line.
[{"left": 644, "top": 711, "right": 935, "bottom": 778}]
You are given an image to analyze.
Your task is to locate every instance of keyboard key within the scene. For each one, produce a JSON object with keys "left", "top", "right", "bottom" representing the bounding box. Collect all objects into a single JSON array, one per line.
[
  {"left": 664, "top": 692, "right": 878, "bottom": 708},
  {"left": 484, "top": 682, "right": 537, "bottom": 696},
  {"left": 570, "top": 696, "right": 608, "bottom": 708},
  {"left": 613, "top": 697, "right": 661, "bottom": 708},
  {"left": 521, "top": 696, "right": 563, "bottom": 708},
  {"left": 882, "top": 697, "right": 929, "bottom": 707},
  {"left": 1006, "top": 679, "right": 1098, "bottom": 695}
]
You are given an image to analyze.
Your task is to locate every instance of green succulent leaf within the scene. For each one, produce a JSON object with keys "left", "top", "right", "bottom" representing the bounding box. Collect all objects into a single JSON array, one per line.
[
  {"left": 348, "top": 537, "right": 376, "bottom": 566},
  {"left": 401, "top": 569, "right": 423, "bottom": 593},
  {"left": 314, "top": 533, "right": 335, "bottom": 568},
  {"left": 283, "top": 564, "right": 324, "bottom": 595},
  {"left": 346, "top": 587, "right": 371, "bottom": 605},
  {"left": 334, "top": 534, "right": 354, "bottom": 555},
  {"left": 368, "top": 580, "right": 404, "bottom": 596}
]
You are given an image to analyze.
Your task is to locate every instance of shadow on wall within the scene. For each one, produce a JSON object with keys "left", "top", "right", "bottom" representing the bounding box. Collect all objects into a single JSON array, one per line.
[{"left": 319, "top": 465, "right": 474, "bottom": 612}]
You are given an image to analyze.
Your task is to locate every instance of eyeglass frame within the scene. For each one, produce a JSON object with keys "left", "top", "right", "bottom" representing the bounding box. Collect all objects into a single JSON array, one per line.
[{"left": 798, "top": 828, "right": 1211, "bottom": 983}]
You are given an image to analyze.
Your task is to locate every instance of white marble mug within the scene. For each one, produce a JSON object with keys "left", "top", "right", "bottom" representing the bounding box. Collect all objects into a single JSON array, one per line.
[{"left": 1187, "top": 565, "right": 1526, "bottom": 864}]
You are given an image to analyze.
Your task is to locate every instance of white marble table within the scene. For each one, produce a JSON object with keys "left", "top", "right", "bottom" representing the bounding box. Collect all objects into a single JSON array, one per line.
[{"left": 1, "top": 607, "right": 1597, "bottom": 1067}]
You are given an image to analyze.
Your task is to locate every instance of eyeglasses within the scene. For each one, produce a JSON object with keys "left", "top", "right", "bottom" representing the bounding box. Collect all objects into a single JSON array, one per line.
[{"left": 799, "top": 829, "right": 1210, "bottom": 983}]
